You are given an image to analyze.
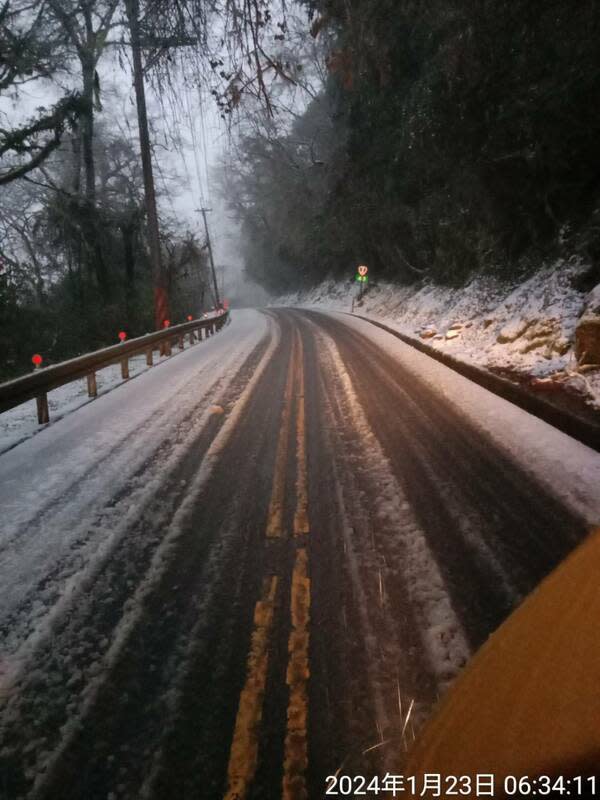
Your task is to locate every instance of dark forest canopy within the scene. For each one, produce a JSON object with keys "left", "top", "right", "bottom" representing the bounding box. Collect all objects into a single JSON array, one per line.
[{"left": 224, "top": 0, "right": 600, "bottom": 294}]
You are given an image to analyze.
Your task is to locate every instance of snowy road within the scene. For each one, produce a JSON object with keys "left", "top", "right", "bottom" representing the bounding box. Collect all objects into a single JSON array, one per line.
[{"left": 1, "top": 308, "right": 600, "bottom": 799}]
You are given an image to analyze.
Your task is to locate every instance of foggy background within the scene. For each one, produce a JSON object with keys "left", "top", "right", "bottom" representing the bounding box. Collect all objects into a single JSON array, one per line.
[{"left": 0, "top": 36, "right": 272, "bottom": 308}]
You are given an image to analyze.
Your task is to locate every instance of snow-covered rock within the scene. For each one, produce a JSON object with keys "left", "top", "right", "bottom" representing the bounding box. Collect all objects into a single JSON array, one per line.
[
  {"left": 420, "top": 328, "right": 437, "bottom": 339},
  {"left": 575, "top": 283, "right": 600, "bottom": 364},
  {"left": 575, "top": 317, "right": 600, "bottom": 365},
  {"left": 497, "top": 318, "right": 535, "bottom": 344}
]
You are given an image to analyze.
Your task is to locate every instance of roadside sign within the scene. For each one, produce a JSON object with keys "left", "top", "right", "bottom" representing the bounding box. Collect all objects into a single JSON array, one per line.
[{"left": 355, "top": 264, "right": 369, "bottom": 284}]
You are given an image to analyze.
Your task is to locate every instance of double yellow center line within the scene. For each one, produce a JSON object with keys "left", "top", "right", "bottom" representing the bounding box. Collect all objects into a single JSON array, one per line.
[
  {"left": 266, "top": 337, "right": 296, "bottom": 539},
  {"left": 224, "top": 327, "right": 311, "bottom": 800},
  {"left": 224, "top": 577, "right": 279, "bottom": 800},
  {"left": 283, "top": 547, "right": 310, "bottom": 800},
  {"left": 293, "top": 330, "right": 309, "bottom": 538}
]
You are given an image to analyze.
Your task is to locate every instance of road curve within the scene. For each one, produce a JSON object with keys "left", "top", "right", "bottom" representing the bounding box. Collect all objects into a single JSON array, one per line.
[{"left": 0, "top": 308, "right": 596, "bottom": 800}]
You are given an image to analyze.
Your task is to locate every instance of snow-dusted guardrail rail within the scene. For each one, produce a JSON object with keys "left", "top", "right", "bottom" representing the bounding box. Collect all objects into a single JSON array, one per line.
[{"left": 0, "top": 311, "right": 229, "bottom": 424}]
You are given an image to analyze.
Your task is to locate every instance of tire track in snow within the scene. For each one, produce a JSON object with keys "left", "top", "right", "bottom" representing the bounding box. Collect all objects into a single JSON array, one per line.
[
  {"left": 314, "top": 324, "right": 470, "bottom": 723},
  {"left": 0, "top": 319, "right": 281, "bottom": 798},
  {"left": 0, "top": 338, "right": 250, "bottom": 550},
  {"left": 0, "top": 332, "right": 269, "bottom": 673},
  {"left": 309, "top": 310, "right": 585, "bottom": 648}
]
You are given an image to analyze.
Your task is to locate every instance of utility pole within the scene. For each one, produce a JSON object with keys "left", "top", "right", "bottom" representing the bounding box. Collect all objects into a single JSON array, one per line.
[
  {"left": 200, "top": 208, "right": 221, "bottom": 308},
  {"left": 125, "top": 0, "right": 169, "bottom": 330}
]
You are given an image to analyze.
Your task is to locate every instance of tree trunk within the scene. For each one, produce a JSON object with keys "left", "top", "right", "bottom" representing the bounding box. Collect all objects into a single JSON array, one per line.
[
  {"left": 81, "top": 56, "right": 96, "bottom": 204},
  {"left": 80, "top": 54, "right": 110, "bottom": 300},
  {"left": 70, "top": 127, "right": 82, "bottom": 195},
  {"left": 125, "top": 0, "right": 170, "bottom": 330}
]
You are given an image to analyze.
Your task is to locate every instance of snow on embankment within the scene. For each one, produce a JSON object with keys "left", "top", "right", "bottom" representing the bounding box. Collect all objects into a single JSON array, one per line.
[{"left": 278, "top": 260, "right": 600, "bottom": 411}]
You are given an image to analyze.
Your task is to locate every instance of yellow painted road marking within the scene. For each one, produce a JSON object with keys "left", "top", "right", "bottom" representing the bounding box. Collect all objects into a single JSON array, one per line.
[
  {"left": 224, "top": 576, "right": 279, "bottom": 800},
  {"left": 266, "top": 334, "right": 297, "bottom": 538},
  {"left": 283, "top": 547, "right": 311, "bottom": 800},
  {"left": 293, "top": 330, "right": 309, "bottom": 536},
  {"left": 225, "top": 323, "right": 313, "bottom": 800}
]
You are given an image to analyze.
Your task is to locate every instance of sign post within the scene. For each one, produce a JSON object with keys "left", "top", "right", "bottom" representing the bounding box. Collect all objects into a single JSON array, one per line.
[
  {"left": 352, "top": 265, "right": 369, "bottom": 310},
  {"left": 31, "top": 355, "right": 49, "bottom": 424}
]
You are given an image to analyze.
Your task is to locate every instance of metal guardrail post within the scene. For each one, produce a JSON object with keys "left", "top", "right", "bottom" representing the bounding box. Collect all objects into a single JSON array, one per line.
[
  {"left": 36, "top": 394, "right": 49, "bottom": 425},
  {"left": 87, "top": 373, "right": 98, "bottom": 398}
]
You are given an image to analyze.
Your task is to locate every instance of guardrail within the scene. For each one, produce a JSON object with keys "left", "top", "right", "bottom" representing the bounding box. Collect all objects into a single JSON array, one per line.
[{"left": 0, "top": 311, "right": 229, "bottom": 425}]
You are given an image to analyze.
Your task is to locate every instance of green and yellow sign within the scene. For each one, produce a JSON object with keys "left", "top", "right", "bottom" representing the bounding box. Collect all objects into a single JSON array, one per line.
[{"left": 355, "top": 264, "right": 369, "bottom": 284}]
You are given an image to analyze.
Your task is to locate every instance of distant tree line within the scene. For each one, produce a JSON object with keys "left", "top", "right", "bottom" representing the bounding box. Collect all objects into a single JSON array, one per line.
[{"left": 224, "top": 0, "right": 600, "bottom": 295}]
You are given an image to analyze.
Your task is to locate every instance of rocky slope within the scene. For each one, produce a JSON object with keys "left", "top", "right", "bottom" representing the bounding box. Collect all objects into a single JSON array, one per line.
[{"left": 278, "top": 259, "right": 600, "bottom": 413}]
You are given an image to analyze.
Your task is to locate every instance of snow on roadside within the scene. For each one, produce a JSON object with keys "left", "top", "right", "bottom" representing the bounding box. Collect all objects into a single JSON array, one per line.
[
  {"left": 0, "top": 310, "right": 268, "bottom": 688},
  {"left": 0, "top": 311, "right": 226, "bottom": 454},
  {"left": 334, "top": 311, "right": 600, "bottom": 528},
  {"left": 9, "top": 316, "right": 279, "bottom": 795},
  {"left": 0, "top": 354, "right": 150, "bottom": 454},
  {"left": 277, "top": 259, "right": 600, "bottom": 410}
]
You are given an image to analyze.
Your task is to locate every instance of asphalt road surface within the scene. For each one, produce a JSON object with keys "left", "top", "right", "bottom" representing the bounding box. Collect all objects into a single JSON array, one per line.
[{"left": 0, "top": 308, "right": 594, "bottom": 800}]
